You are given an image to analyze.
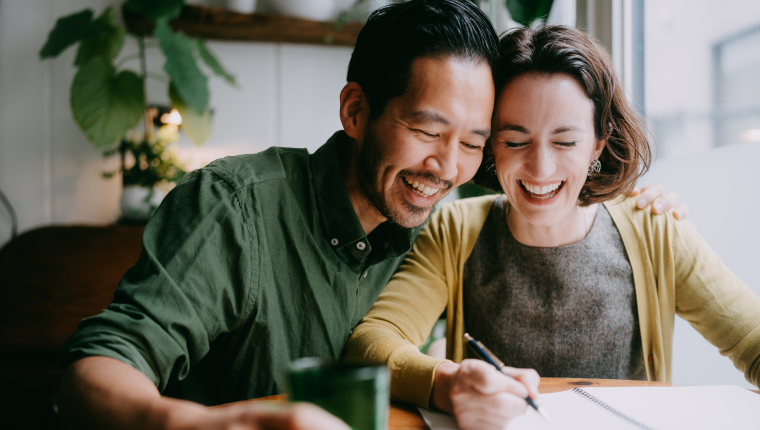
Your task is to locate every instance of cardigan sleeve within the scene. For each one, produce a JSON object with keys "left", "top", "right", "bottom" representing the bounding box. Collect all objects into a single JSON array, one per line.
[
  {"left": 343, "top": 206, "right": 457, "bottom": 408},
  {"left": 670, "top": 219, "right": 760, "bottom": 387}
]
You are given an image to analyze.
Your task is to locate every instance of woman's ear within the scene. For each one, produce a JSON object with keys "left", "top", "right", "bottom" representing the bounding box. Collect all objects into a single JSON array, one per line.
[
  {"left": 593, "top": 123, "right": 612, "bottom": 159},
  {"left": 339, "top": 82, "right": 369, "bottom": 140}
]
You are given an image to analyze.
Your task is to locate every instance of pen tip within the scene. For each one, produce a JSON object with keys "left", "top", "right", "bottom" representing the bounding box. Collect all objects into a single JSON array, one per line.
[{"left": 537, "top": 406, "right": 553, "bottom": 423}]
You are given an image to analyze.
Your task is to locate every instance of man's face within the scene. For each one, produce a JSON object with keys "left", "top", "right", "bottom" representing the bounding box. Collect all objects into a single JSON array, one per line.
[{"left": 356, "top": 56, "right": 495, "bottom": 228}]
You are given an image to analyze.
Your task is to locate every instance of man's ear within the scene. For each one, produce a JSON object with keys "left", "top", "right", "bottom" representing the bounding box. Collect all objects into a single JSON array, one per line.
[{"left": 340, "top": 82, "right": 368, "bottom": 140}]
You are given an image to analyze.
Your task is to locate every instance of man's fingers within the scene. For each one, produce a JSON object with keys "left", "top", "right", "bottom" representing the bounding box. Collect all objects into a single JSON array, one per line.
[
  {"left": 673, "top": 203, "right": 690, "bottom": 220},
  {"left": 635, "top": 184, "right": 664, "bottom": 209},
  {"left": 652, "top": 191, "right": 680, "bottom": 214},
  {"left": 247, "top": 403, "right": 351, "bottom": 430}
]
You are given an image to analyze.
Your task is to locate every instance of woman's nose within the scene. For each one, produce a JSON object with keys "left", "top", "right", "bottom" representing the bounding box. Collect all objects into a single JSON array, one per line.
[{"left": 524, "top": 144, "right": 556, "bottom": 180}]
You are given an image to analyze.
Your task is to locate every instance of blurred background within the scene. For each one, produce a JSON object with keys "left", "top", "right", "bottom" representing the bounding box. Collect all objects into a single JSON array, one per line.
[{"left": 0, "top": 0, "right": 759, "bottom": 426}]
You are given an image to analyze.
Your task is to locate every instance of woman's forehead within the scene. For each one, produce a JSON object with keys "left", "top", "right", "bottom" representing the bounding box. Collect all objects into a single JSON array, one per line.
[{"left": 494, "top": 72, "right": 594, "bottom": 131}]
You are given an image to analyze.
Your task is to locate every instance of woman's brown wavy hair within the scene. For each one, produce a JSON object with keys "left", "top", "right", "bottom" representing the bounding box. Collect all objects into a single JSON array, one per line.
[{"left": 472, "top": 25, "right": 653, "bottom": 206}]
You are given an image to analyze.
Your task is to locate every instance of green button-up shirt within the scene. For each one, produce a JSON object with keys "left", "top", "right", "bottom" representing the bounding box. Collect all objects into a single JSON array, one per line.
[{"left": 62, "top": 131, "right": 417, "bottom": 405}]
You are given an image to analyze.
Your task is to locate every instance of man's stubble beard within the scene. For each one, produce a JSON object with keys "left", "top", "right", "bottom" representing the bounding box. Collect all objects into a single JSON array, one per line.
[{"left": 356, "top": 124, "right": 442, "bottom": 229}]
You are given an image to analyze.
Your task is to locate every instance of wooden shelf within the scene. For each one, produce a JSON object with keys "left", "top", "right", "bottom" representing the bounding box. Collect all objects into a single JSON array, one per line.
[{"left": 123, "top": 4, "right": 364, "bottom": 47}]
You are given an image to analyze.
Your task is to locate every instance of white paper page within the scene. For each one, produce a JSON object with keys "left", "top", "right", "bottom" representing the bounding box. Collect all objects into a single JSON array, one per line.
[
  {"left": 580, "top": 385, "right": 760, "bottom": 430},
  {"left": 419, "top": 391, "right": 642, "bottom": 430},
  {"left": 419, "top": 386, "right": 760, "bottom": 430}
]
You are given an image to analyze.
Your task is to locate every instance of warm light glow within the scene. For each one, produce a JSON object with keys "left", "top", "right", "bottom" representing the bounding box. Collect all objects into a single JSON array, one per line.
[
  {"left": 739, "top": 129, "right": 760, "bottom": 143},
  {"left": 161, "top": 109, "right": 183, "bottom": 125}
]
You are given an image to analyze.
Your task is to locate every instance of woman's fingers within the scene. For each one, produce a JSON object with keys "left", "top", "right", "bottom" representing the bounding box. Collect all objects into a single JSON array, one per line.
[
  {"left": 457, "top": 360, "right": 529, "bottom": 398},
  {"left": 503, "top": 366, "right": 541, "bottom": 399},
  {"left": 448, "top": 360, "right": 536, "bottom": 430}
]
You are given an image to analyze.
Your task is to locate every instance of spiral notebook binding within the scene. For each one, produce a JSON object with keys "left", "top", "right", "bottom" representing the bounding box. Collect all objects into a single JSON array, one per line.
[{"left": 571, "top": 388, "right": 658, "bottom": 430}]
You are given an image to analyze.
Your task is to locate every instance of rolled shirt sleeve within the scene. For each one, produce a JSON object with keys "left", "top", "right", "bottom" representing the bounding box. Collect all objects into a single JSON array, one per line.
[{"left": 61, "top": 168, "right": 254, "bottom": 391}]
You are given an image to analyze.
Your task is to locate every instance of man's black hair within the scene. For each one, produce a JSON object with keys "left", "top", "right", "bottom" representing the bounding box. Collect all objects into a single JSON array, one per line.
[{"left": 347, "top": 0, "right": 499, "bottom": 119}]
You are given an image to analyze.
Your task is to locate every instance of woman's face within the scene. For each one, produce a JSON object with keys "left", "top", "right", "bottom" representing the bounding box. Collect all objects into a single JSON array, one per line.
[{"left": 491, "top": 73, "right": 605, "bottom": 228}]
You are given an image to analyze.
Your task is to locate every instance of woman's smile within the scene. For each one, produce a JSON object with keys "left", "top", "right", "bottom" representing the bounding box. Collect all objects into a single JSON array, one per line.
[{"left": 519, "top": 180, "right": 565, "bottom": 202}]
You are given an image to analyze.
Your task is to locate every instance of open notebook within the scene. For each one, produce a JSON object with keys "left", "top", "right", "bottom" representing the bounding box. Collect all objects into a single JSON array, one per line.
[{"left": 419, "top": 386, "right": 760, "bottom": 430}]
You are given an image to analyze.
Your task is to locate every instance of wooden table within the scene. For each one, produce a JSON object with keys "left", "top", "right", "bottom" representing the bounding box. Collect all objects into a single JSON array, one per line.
[{"left": 228, "top": 377, "right": 696, "bottom": 430}]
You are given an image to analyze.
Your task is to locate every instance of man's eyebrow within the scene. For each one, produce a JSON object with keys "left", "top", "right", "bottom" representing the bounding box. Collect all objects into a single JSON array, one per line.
[
  {"left": 405, "top": 110, "right": 450, "bottom": 125},
  {"left": 497, "top": 123, "right": 529, "bottom": 133},
  {"left": 472, "top": 128, "right": 491, "bottom": 138}
]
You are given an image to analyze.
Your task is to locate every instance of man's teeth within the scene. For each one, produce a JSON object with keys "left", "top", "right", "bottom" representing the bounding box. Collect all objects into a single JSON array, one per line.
[
  {"left": 521, "top": 180, "right": 562, "bottom": 195},
  {"left": 404, "top": 177, "right": 439, "bottom": 197}
]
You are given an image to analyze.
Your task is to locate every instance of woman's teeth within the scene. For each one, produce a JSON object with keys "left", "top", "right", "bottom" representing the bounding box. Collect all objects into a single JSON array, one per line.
[
  {"left": 403, "top": 177, "right": 439, "bottom": 198},
  {"left": 521, "top": 180, "right": 563, "bottom": 197}
]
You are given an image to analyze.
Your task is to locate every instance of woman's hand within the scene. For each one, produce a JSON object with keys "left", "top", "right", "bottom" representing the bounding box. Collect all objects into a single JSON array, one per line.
[
  {"left": 431, "top": 360, "right": 540, "bottom": 430},
  {"left": 631, "top": 184, "right": 689, "bottom": 220}
]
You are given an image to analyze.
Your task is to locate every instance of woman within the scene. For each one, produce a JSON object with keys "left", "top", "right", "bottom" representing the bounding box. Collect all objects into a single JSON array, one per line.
[{"left": 344, "top": 25, "right": 760, "bottom": 430}]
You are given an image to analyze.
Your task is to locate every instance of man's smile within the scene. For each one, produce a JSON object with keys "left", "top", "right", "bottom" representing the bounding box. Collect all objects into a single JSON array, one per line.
[{"left": 402, "top": 176, "right": 441, "bottom": 198}]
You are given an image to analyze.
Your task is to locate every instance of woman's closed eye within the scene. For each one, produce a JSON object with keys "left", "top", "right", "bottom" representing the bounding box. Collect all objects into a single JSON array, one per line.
[
  {"left": 554, "top": 141, "right": 576, "bottom": 147},
  {"left": 504, "top": 141, "right": 529, "bottom": 148}
]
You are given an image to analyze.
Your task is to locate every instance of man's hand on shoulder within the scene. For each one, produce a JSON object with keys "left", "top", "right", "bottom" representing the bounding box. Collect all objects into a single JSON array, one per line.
[
  {"left": 631, "top": 184, "right": 690, "bottom": 220},
  {"left": 431, "top": 360, "right": 539, "bottom": 430}
]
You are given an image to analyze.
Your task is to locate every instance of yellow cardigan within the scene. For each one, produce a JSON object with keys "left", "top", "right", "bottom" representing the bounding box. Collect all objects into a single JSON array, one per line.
[{"left": 344, "top": 195, "right": 760, "bottom": 408}]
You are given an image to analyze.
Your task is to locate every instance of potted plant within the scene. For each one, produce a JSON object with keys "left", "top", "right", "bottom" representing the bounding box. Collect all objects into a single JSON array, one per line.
[{"left": 39, "top": 0, "right": 235, "bottom": 222}]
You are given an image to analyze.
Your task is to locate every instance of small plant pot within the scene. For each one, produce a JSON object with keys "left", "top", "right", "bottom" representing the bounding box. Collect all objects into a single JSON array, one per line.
[
  {"left": 270, "top": 0, "right": 336, "bottom": 21},
  {"left": 120, "top": 185, "right": 166, "bottom": 223},
  {"left": 226, "top": 0, "right": 257, "bottom": 14}
]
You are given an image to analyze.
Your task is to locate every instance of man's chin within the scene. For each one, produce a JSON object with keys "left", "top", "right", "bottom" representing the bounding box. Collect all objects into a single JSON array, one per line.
[{"left": 386, "top": 196, "right": 441, "bottom": 228}]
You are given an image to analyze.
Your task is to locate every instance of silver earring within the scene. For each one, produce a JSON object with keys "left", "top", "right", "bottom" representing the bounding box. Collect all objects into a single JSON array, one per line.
[
  {"left": 485, "top": 157, "right": 496, "bottom": 175},
  {"left": 588, "top": 159, "right": 601, "bottom": 177}
]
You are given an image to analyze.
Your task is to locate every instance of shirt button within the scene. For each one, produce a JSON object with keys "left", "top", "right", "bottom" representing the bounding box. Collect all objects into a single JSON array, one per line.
[
  {"left": 356, "top": 241, "right": 366, "bottom": 250},
  {"left": 331, "top": 238, "right": 339, "bottom": 246}
]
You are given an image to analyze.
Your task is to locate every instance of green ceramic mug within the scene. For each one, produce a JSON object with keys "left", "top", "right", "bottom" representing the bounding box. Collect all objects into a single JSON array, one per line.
[{"left": 287, "top": 358, "right": 390, "bottom": 430}]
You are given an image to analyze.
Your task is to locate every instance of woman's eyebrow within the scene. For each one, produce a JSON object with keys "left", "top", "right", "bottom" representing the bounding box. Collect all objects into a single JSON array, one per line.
[
  {"left": 553, "top": 125, "right": 582, "bottom": 134},
  {"left": 497, "top": 123, "right": 529, "bottom": 133}
]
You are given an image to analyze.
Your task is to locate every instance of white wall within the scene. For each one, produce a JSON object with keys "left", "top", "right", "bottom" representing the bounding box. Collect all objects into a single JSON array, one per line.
[
  {"left": 641, "top": 141, "right": 760, "bottom": 389},
  {"left": 645, "top": 0, "right": 760, "bottom": 157},
  {"left": 0, "top": 0, "right": 351, "bottom": 247}
]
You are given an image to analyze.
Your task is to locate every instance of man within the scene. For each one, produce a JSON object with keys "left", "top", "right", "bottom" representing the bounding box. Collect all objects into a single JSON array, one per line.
[{"left": 58, "top": 1, "right": 684, "bottom": 429}]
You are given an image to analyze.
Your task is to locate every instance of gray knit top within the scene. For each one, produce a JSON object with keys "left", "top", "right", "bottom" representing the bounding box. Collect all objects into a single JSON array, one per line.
[{"left": 463, "top": 197, "right": 646, "bottom": 380}]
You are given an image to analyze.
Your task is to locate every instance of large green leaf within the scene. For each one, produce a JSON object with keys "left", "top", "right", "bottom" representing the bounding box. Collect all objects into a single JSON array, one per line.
[
  {"left": 155, "top": 19, "right": 208, "bottom": 114},
  {"left": 75, "top": 7, "right": 126, "bottom": 66},
  {"left": 505, "top": 0, "right": 555, "bottom": 27},
  {"left": 71, "top": 58, "right": 145, "bottom": 148},
  {"left": 124, "top": 0, "right": 184, "bottom": 21},
  {"left": 39, "top": 9, "right": 94, "bottom": 59},
  {"left": 196, "top": 39, "right": 236, "bottom": 86},
  {"left": 169, "top": 82, "right": 211, "bottom": 145}
]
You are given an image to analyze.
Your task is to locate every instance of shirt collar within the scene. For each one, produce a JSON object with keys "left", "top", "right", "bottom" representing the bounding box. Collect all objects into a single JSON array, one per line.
[{"left": 310, "top": 131, "right": 414, "bottom": 263}]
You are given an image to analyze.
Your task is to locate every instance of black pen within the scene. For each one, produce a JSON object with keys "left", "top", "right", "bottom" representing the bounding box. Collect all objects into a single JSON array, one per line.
[{"left": 463, "top": 333, "right": 552, "bottom": 422}]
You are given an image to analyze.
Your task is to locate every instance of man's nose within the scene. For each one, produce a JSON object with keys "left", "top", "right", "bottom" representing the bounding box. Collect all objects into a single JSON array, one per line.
[
  {"left": 524, "top": 144, "right": 556, "bottom": 180},
  {"left": 423, "top": 138, "right": 459, "bottom": 182}
]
